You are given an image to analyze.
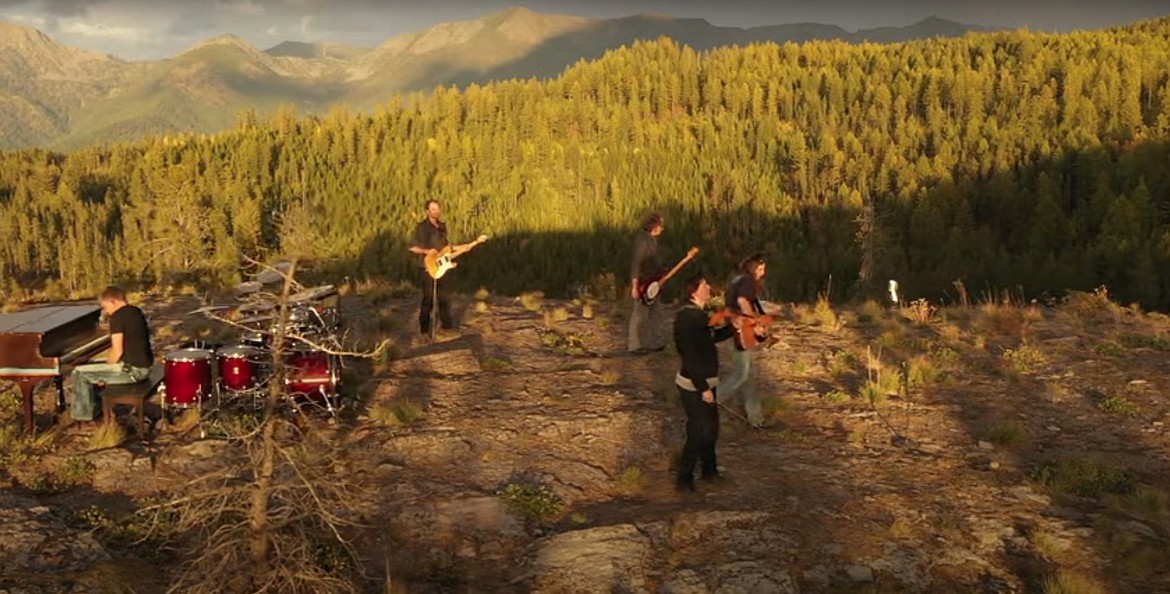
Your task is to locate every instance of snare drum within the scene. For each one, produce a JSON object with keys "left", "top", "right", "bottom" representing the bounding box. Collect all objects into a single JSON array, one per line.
[
  {"left": 242, "top": 330, "right": 271, "bottom": 350},
  {"left": 283, "top": 349, "right": 340, "bottom": 399},
  {"left": 164, "top": 348, "right": 213, "bottom": 407},
  {"left": 216, "top": 344, "right": 266, "bottom": 392}
]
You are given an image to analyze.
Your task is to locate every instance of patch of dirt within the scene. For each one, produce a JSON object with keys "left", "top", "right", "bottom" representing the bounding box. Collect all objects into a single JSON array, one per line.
[{"left": 5, "top": 291, "right": 1170, "bottom": 593}]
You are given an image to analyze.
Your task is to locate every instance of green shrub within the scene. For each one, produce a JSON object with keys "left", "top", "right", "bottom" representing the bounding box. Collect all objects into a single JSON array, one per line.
[{"left": 1031, "top": 458, "right": 1137, "bottom": 499}]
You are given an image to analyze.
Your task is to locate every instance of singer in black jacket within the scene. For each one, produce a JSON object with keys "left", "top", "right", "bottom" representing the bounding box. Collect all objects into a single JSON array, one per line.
[{"left": 673, "top": 272, "right": 736, "bottom": 491}]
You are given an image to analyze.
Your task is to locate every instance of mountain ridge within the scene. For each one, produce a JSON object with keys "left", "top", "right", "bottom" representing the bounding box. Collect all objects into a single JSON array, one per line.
[{"left": 0, "top": 8, "right": 995, "bottom": 150}]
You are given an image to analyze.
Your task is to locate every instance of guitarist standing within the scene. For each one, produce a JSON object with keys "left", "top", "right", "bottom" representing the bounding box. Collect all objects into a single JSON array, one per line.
[
  {"left": 409, "top": 200, "right": 477, "bottom": 336},
  {"left": 720, "top": 254, "right": 770, "bottom": 427},
  {"left": 628, "top": 213, "right": 667, "bottom": 354}
]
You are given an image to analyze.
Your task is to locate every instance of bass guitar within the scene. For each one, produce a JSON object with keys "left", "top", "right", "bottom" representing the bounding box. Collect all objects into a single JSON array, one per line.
[
  {"left": 425, "top": 235, "right": 489, "bottom": 280},
  {"left": 637, "top": 247, "right": 700, "bottom": 305},
  {"left": 708, "top": 308, "right": 779, "bottom": 350}
]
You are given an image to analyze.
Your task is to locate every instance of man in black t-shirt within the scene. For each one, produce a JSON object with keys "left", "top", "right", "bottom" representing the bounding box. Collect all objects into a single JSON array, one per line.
[
  {"left": 719, "top": 254, "right": 768, "bottom": 427},
  {"left": 408, "top": 199, "right": 485, "bottom": 336},
  {"left": 70, "top": 286, "right": 154, "bottom": 422}
]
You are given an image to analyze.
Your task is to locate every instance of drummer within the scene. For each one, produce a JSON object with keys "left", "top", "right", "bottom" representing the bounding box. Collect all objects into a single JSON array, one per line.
[{"left": 71, "top": 286, "right": 155, "bottom": 423}]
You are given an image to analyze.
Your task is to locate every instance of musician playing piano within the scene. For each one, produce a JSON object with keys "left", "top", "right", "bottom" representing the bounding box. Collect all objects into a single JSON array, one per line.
[{"left": 69, "top": 286, "right": 154, "bottom": 423}]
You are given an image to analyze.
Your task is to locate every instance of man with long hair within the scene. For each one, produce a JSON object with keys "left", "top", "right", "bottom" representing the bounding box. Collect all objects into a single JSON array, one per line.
[
  {"left": 628, "top": 212, "right": 667, "bottom": 354},
  {"left": 720, "top": 254, "right": 769, "bottom": 427},
  {"left": 673, "top": 272, "right": 737, "bottom": 492}
]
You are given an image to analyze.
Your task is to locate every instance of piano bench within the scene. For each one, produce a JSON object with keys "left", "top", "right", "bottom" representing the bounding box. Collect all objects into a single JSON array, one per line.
[{"left": 101, "top": 364, "right": 165, "bottom": 436}]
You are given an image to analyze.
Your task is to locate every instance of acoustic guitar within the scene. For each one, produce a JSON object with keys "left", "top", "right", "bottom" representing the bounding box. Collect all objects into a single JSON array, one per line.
[
  {"left": 708, "top": 308, "right": 779, "bottom": 350},
  {"left": 425, "top": 235, "right": 489, "bottom": 280},
  {"left": 637, "top": 247, "right": 700, "bottom": 305}
]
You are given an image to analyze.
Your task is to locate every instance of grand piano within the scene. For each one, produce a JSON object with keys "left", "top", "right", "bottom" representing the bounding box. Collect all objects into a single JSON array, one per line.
[{"left": 0, "top": 304, "right": 111, "bottom": 433}]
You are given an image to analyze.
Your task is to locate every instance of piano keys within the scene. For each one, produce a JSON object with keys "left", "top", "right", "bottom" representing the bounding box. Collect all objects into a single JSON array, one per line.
[{"left": 0, "top": 304, "right": 111, "bottom": 433}]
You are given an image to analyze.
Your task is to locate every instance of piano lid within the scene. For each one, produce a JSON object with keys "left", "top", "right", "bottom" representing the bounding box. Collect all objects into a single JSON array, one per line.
[
  {"left": 0, "top": 305, "right": 102, "bottom": 334},
  {"left": 0, "top": 304, "right": 105, "bottom": 365}
]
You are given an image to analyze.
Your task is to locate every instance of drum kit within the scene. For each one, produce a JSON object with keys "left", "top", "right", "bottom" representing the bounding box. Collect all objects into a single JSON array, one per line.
[{"left": 158, "top": 283, "right": 345, "bottom": 420}]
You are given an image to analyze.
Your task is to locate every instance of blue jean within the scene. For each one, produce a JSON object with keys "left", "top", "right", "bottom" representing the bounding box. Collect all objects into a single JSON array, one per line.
[
  {"left": 70, "top": 362, "right": 150, "bottom": 421},
  {"left": 720, "top": 348, "right": 762, "bottom": 426}
]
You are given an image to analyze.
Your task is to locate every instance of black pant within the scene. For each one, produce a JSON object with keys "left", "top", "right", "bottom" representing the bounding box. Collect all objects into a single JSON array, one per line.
[
  {"left": 419, "top": 269, "right": 454, "bottom": 333},
  {"left": 677, "top": 386, "right": 720, "bottom": 485}
]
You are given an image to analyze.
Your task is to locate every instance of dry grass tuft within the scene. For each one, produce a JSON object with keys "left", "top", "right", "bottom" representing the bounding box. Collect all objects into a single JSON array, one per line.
[
  {"left": 857, "top": 299, "right": 885, "bottom": 324},
  {"left": 983, "top": 421, "right": 1025, "bottom": 448},
  {"left": 1032, "top": 530, "right": 1070, "bottom": 560},
  {"left": 368, "top": 403, "right": 402, "bottom": 426},
  {"left": 89, "top": 421, "right": 128, "bottom": 449},
  {"left": 520, "top": 291, "right": 544, "bottom": 312},
  {"left": 904, "top": 298, "right": 938, "bottom": 325},
  {"left": 1042, "top": 570, "right": 1106, "bottom": 594},
  {"left": 598, "top": 369, "right": 621, "bottom": 385}
]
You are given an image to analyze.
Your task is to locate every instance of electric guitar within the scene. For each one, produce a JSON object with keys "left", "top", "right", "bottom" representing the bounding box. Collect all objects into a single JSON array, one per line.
[
  {"left": 708, "top": 308, "right": 779, "bottom": 350},
  {"left": 425, "top": 235, "right": 489, "bottom": 280},
  {"left": 637, "top": 247, "right": 700, "bottom": 305}
]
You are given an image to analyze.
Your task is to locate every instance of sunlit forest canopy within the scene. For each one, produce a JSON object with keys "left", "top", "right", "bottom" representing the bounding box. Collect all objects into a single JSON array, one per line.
[{"left": 2, "top": 18, "right": 1170, "bottom": 307}]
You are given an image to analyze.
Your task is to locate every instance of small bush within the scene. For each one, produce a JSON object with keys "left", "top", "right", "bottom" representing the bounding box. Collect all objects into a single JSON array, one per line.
[
  {"left": 1031, "top": 458, "right": 1138, "bottom": 499},
  {"left": 481, "top": 356, "right": 513, "bottom": 371},
  {"left": 938, "top": 323, "right": 963, "bottom": 344},
  {"left": 822, "top": 390, "right": 852, "bottom": 404},
  {"left": 1117, "top": 332, "right": 1170, "bottom": 351},
  {"left": 520, "top": 291, "right": 544, "bottom": 312},
  {"left": 906, "top": 355, "right": 941, "bottom": 388},
  {"left": 905, "top": 298, "right": 938, "bottom": 325},
  {"left": 1093, "top": 340, "right": 1125, "bottom": 357},
  {"left": 828, "top": 350, "right": 857, "bottom": 379},
  {"left": 1097, "top": 395, "right": 1139, "bottom": 416},
  {"left": 813, "top": 295, "right": 842, "bottom": 332},
  {"left": 497, "top": 483, "right": 564, "bottom": 521},
  {"left": 930, "top": 346, "right": 961, "bottom": 366},
  {"left": 617, "top": 467, "right": 648, "bottom": 495},
  {"left": 392, "top": 400, "right": 426, "bottom": 424},
  {"left": 1002, "top": 346, "right": 1045, "bottom": 373},
  {"left": 1062, "top": 286, "right": 1116, "bottom": 323},
  {"left": 537, "top": 328, "right": 588, "bottom": 356},
  {"left": 983, "top": 421, "right": 1025, "bottom": 448},
  {"left": 57, "top": 455, "right": 96, "bottom": 484},
  {"left": 368, "top": 404, "right": 402, "bottom": 426}
]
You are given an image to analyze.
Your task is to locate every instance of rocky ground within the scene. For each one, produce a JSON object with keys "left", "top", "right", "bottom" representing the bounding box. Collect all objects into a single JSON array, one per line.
[{"left": 2, "top": 287, "right": 1169, "bottom": 594}]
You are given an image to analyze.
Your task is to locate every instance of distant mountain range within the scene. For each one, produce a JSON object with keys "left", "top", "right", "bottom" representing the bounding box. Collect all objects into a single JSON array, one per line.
[{"left": 0, "top": 7, "right": 995, "bottom": 150}]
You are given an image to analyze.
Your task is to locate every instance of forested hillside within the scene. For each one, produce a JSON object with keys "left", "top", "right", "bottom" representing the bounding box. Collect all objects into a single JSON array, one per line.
[{"left": 2, "top": 18, "right": 1170, "bottom": 307}]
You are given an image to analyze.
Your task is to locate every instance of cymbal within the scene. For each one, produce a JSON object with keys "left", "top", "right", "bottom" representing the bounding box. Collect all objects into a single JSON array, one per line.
[
  {"left": 238, "top": 314, "right": 276, "bottom": 326},
  {"left": 187, "top": 305, "right": 232, "bottom": 316},
  {"left": 252, "top": 260, "right": 294, "bottom": 284},
  {"left": 290, "top": 284, "right": 337, "bottom": 303},
  {"left": 233, "top": 281, "right": 263, "bottom": 295},
  {"left": 236, "top": 300, "right": 276, "bottom": 314}
]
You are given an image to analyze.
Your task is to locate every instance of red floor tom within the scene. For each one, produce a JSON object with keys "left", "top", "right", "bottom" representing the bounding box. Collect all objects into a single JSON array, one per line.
[
  {"left": 217, "top": 344, "right": 266, "bottom": 392},
  {"left": 283, "top": 349, "right": 340, "bottom": 400},
  {"left": 164, "top": 348, "right": 213, "bottom": 407}
]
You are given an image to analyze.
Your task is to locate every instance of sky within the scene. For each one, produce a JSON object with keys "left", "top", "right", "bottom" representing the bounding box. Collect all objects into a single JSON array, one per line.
[{"left": 1, "top": 0, "right": 1168, "bottom": 60}]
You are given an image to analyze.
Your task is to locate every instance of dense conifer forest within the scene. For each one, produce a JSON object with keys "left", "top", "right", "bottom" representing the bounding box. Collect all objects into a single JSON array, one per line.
[{"left": 2, "top": 18, "right": 1170, "bottom": 306}]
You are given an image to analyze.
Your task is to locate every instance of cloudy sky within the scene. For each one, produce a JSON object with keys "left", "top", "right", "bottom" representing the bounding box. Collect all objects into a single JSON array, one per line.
[{"left": 2, "top": 0, "right": 1168, "bottom": 60}]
